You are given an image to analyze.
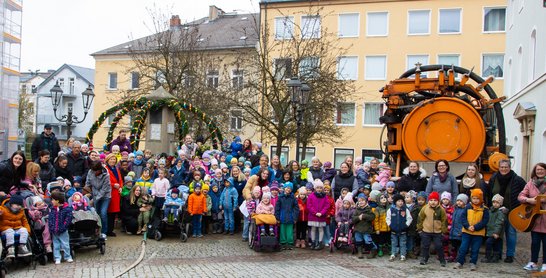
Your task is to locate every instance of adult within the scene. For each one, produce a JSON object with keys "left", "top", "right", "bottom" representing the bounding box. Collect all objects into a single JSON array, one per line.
[
  {"left": 331, "top": 162, "right": 358, "bottom": 200},
  {"left": 518, "top": 163, "right": 546, "bottom": 271},
  {"left": 487, "top": 159, "right": 526, "bottom": 263},
  {"left": 344, "top": 156, "right": 354, "bottom": 173},
  {"left": 54, "top": 155, "right": 73, "bottom": 185},
  {"left": 250, "top": 154, "right": 274, "bottom": 182},
  {"left": 0, "top": 150, "right": 27, "bottom": 196},
  {"left": 369, "top": 158, "right": 380, "bottom": 178},
  {"left": 87, "top": 150, "right": 100, "bottom": 165},
  {"left": 181, "top": 135, "right": 197, "bottom": 159},
  {"left": 66, "top": 141, "right": 88, "bottom": 184},
  {"left": 308, "top": 157, "right": 324, "bottom": 182},
  {"left": 248, "top": 142, "right": 264, "bottom": 168},
  {"left": 241, "top": 139, "right": 252, "bottom": 161},
  {"left": 104, "top": 153, "right": 123, "bottom": 237},
  {"left": 31, "top": 124, "right": 61, "bottom": 161},
  {"left": 62, "top": 137, "right": 75, "bottom": 154},
  {"left": 397, "top": 161, "right": 428, "bottom": 193},
  {"left": 21, "top": 162, "right": 42, "bottom": 196},
  {"left": 459, "top": 163, "right": 487, "bottom": 196},
  {"left": 35, "top": 150, "right": 56, "bottom": 190},
  {"left": 426, "top": 160, "right": 458, "bottom": 203},
  {"left": 120, "top": 185, "right": 143, "bottom": 234},
  {"left": 86, "top": 161, "right": 111, "bottom": 238},
  {"left": 243, "top": 168, "right": 270, "bottom": 200},
  {"left": 288, "top": 160, "right": 302, "bottom": 187},
  {"left": 230, "top": 166, "right": 247, "bottom": 233},
  {"left": 110, "top": 129, "right": 132, "bottom": 153},
  {"left": 270, "top": 155, "right": 284, "bottom": 182}
]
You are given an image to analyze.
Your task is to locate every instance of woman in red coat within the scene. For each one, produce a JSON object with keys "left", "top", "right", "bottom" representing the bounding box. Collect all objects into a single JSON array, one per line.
[{"left": 105, "top": 153, "right": 123, "bottom": 237}]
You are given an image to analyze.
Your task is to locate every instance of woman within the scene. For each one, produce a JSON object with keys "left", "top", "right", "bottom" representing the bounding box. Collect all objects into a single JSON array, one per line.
[
  {"left": 331, "top": 162, "right": 358, "bottom": 200},
  {"left": 36, "top": 150, "right": 56, "bottom": 191},
  {"left": 425, "top": 160, "right": 458, "bottom": 203},
  {"left": 241, "top": 139, "right": 252, "bottom": 160},
  {"left": 104, "top": 153, "right": 123, "bottom": 237},
  {"left": 120, "top": 185, "right": 143, "bottom": 235},
  {"left": 88, "top": 161, "right": 111, "bottom": 238},
  {"left": 270, "top": 155, "right": 283, "bottom": 182},
  {"left": 0, "top": 150, "right": 27, "bottom": 196},
  {"left": 343, "top": 156, "right": 354, "bottom": 173},
  {"left": 54, "top": 155, "right": 73, "bottom": 185},
  {"left": 231, "top": 166, "right": 247, "bottom": 233},
  {"left": 459, "top": 163, "right": 487, "bottom": 196},
  {"left": 519, "top": 163, "right": 546, "bottom": 271},
  {"left": 397, "top": 161, "right": 428, "bottom": 193},
  {"left": 289, "top": 160, "right": 302, "bottom": 187},
  {"left": 308, "top": 157, "right": 324, "bottom": 182},
  {"left": 243, "top": 168, "right": 269, "bottom": 200},
  {"left": 21, "top": 162, "right": 43, "bottom": 196},
  {"left": 62, "top": 137, "right": 75, "bottom": 154}
]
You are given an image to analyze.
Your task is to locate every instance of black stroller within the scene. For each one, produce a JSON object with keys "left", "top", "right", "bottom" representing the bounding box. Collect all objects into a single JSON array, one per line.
[{"left": 67, "top": 195, "right": 106, "bottom": 256}]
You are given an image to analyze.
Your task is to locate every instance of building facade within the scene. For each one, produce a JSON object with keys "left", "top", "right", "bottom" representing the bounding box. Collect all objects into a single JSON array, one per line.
[
  {"left": 20, "top": 70, "right": 54, "bottom": 134},
  {"left": 0, "top": 0, "right": 22, "bottom": 159},
  {"left": 260, "top": 0, "right": 507, "bottom": 167},
  {"left": 502, "top": 0, "right": 546, "bottom": 180}
]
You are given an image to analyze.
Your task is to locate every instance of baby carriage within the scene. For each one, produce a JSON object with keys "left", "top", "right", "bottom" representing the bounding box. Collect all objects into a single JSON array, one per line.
[
  {"left": 330, "top": 224, "right": 356, "bottom": 254},
  {"left": 148, "top": 188, "right": 189, "bottom": 242},
  {"left": 67, "top": 194, "right": 106, "bottom": 256},
  {"left": 248, "top": 214, "right": 280, "bottom": 252},
  {"left": 24, "top": 195, "right": 50, "bottom": 266}
]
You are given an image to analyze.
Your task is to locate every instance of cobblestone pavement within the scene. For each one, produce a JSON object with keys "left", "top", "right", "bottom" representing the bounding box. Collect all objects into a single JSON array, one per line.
[{"left": 7, "top": 231, "right": 534, "bottom": 278}]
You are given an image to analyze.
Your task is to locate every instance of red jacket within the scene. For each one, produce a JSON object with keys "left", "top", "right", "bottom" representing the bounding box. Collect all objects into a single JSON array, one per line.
[
  {"left": 105, "top": 165, "right": 123, "bottom": 213},
  {"left": 326, "top": 195, "right": 335, "bottom": 224},
  {"left": 298, "top": 198, "right": 308, "bottom": 222}
]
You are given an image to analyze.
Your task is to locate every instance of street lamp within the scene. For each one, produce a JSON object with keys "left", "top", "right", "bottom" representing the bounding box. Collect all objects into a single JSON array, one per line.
[
  {"left": 50, "top": 81, "right": 95, "bottom": 139},
  {"left": 287, "top": 77, "right": 311, "bottom": 163}
]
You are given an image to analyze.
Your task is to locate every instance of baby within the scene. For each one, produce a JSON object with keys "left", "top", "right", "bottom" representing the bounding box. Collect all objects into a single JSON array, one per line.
[{"left": 71, "top": 192, "right": 89, "bottom": 211}]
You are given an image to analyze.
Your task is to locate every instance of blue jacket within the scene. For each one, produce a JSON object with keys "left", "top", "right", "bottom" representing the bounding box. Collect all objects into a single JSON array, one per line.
[
  {"left": 220, "top": 185, "right": 238, "bottom": 211},
  {"left": 355, "top": 168, "right": 370, "bottom": 187},
  {"left": 250, "top": 166, "right": 275, "bottom": 183},
  {"left": 387, "top": 205, "right": 411, "bottom": 233},
  {"left": 274, "top": 193, "right": 299, "bottom": 224},
  {"left": 232, "top": 177, "right": 247, "bottom": 206},
  {"left": 48, "top": 203, "right": 73, "bottom": 234},
  {"left": 230, "top": 137, "right": 242, "bottom": 158},
  {"left": 211, "top": 177, "right": 225, "bottom": 193},
  {"left": 450, "top": 206, "right": 465, "bottom": 240},
  {"left": 165, "top": 190, "right": 185, "bottom": 208},
  {"left": 210, "top": 190, "right": 221, "bottom": 213},
  {"left": 169, "top": 165, "right": 188, "bottom": 186}
]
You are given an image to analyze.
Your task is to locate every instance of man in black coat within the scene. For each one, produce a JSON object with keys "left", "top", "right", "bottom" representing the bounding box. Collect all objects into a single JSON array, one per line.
[
  {"left": 31, "top": 124, "right": 61, "bottom": 161},
  {"left": 66, "top": 141, "right": 89, "bottom": 185}
]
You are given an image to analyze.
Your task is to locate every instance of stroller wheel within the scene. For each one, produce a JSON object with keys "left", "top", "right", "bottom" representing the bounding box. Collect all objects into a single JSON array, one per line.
[
  {"left": 154, "top": 231, "right": 162, "bottom": 241},
  {"left": 0, "top": 268, "right": 6, "bottom": 278},
  {"left": 180, "top": 233, "right": 188, "bottom": 242},
  {"left": 38, "top": 254, "right": 48, "bottom": 265},
  {"left": 99, "top": 243, "right": 106, "bottom": 255}
]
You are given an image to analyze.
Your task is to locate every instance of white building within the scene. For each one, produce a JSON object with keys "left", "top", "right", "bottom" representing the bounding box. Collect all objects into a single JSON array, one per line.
[
  {"left": 34, "top": 64, "right": 95, "bottom": 140},
  {"left": 19, "top": 70, "right": 53, "bottom": 133},
  {"left": 502, "top": 1, "right": 546, "bottom": 179}
]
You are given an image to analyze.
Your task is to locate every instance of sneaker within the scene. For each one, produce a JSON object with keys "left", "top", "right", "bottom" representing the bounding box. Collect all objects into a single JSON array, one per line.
[
  {"left": 101, "top": 233, "right": 107, "bottom": 239},
  {"left": 541, "top": 264, "right": 546, "bottom": 272},
  {"left": 55, "top": 260, "right": 61, "bottom": 265},
  {"left": 18, "top": 245, "right": 32, "bottom": 257},
  {"left": 6, "top": 246, "right": 15, "bottom": 259},
  {"left": 197, "top": 234, "right": 203, "bottom": 238},
  {"left": 192, "top": 235, "right": 197, "bottom": 238},
  {"left": 440, "top": 260, "right": 446, "bottom": 267},
  {"left": 453, "top": 262, "right": 463, "bottom": 269},
  {"left": 163, "top": 217, "right": 168, "bottom": 222},
  {"left": 378, "top": 249, "right": 384, "bottom": 257},
  {"left": 67, "top": 258, "right": 74, "bottom": 263},
  {"left": 389, "top": 255, "right": 396, "bottom": 261},
  {"left": 242, "top": 238, "right": 248, "bottom": 242},
  {"left": 469, "top": 263, "right": 477, "bottom": 271},
  {"left": 504, "top": 256, "right": 514, "bottom": 263},
  {"left": 524, "top": 262, "right": 539, "bottom": 271},
  {"left": 420, "top": 258, "right": 427, "bottom": 265},
  {"left": 260, "top": 231, "right": 265, "bottom": 236},
  {"left": 400, "top": 255, "right": 406, "bottom": 261}
]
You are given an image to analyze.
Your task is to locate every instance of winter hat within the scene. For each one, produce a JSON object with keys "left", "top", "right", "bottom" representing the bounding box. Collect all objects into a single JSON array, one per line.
[
  {"left": 386, "top": 181, "right": 395, "bottom": 188},
  {"left": 99, "top": 153, "right": 106, "bottom": 161},
  {"left": 9, "top": 194, "right": 24, "bottom": 206},
  {"left": 262, "top": 186, "right": 270, "bottom": 194},
  {"left": 305, "top": 182, "right": 314, "bottom": 191},
  {"left": 147, "top": 158, "right": 155, "bottom": 166},
  {"left": 244, "top": 161, "right": 252, "bottom": 167},
  {"left": 343, "top": 192, "right": 355, "bottom": 205},
  {"left": 378, "top": 162, "right": 387, "bottom": 169},
  {"left": 202, "top": 184, "right": 210, "bottom": 191},
  {"left": 324, "top": 183, "right": 331, "bottom": 192},
  {"left": 135, "top": 150, "right": 144, "bottom": 157},
  {"left": 456, "top": 194, "right": 469, "bottom": 205},
  {"left": 441, "top": 192, "right": 452, "bottom": 202},
  {"left": 262, "top": 192, "right": 271, "bottom": 199},
  {"left": 124, "top": 176, "right": 133, "bottom": 184},
  {"left": 128, "top": 153, "right": 135, "bottom": 159},
  {"left": 158, "top": 158, "right": 166, "bottom": 166},
  {"left": 214, "top": 169, "right": 223, "bottom": 175},
  {"left": 323, "top": 161, "right": 332, "bottom": 169},
  {"left": 220, "top": 163, "right": 228, "bottom": 169},
  {"left": 211, "top": 159, "right": 218, "bottom": 166},
  {"left": 492, "top": 194, "right": 504, "bottom": 204},
  {"left": 312, "top": 179, "right": 324, "bottom": 189},
  {"left": 74, "top": 176, "right": 83, "bottom": 184},
  {"left": 121, "top": 151, "right": 129, "bottom": 156},
  {"left": 370, "top": 190, "right": 382, "bottom": 202},
  {"left": 363, "top": 184, "right": 371, "bottom": 191},
  {"left": 284, "top": 182, "right": 293, "bottom": 191},
  {"left": 357, "top": 193, "right": 367, "bottom": 201},
  {"left": 428, "top": 191, "right": 440, "bottom": 202},
  {"left": 203, "top": 175, "right": 211, "bottom": 182},
  {"left": 371, "top": 182, "right": 383, "bottom": 191},
  {"left": 270, "top": 184, "right": 280, "bottom": 192},
  {"left": 230, "top": 158, "right": 238, "bottom": 164},
  {"left": 252, "top": 186, "right": 262, "bottom": 196},
  {"left": 301, "top": 160, "right": 309, "bottom": 167},
  {"left": 471, "top": 188, "right": 484, "bottom": 204},
  {"left": 127, "top": 171, "right": 136, "bottom": 179},
  {"left": 171, "top": 188, "right": 180, "bottom": 195},
  {"left": 392, "top": 194, "right": 404, "bottom": 204},
  {"left": 238, "top": 156, "right": 245, "bottom": 163},
  {"left": 406, "top": 190, "right": 417, "bottom": 200},
  {"left": 298, "top": 187, "right": 307, "bottom": 195},
  {"left": 417, "top": 191, "right": 428, "bottom": 200},
  {"left": 202, "top": 152, "right": 211, "bottom": 159},
  {"left": 194, "top": 184, "right": 202, "bottom": 190}
]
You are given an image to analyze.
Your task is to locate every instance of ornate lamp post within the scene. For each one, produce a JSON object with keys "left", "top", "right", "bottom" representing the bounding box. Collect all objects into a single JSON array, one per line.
[
  {"left": 288, "top": 77, "right": 311, "bottom": 163},
  {"left": 50, "top": 81, "right": 95, "bottom": 139}
]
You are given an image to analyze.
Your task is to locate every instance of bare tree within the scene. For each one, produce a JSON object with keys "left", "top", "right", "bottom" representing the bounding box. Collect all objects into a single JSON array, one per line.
[{"left": 18, "top": 89, "right": 34, "bottom": 136}]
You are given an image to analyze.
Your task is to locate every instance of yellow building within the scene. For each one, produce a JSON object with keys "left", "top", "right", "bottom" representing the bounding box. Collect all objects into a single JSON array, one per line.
[{"left": 259, "top": 0, "right": 507, "bottom": 167}]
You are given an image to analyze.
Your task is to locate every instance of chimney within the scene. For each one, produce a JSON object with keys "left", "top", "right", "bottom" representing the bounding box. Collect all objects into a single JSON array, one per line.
[
  {"left": 170, "top": 15, "right": 181, "bottom": 28},
  {"left": 209, "top": 5, "right": 224, "bottom": 21}
]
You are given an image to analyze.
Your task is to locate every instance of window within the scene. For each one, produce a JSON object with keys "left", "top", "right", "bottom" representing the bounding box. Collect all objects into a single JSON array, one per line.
[
  {"left": 338, "top": 13, "right": 359, "bottom": 37},
  {"left": 21, "top": 84, "right": 27, "bottom": 94},
  {"left": 131, "top": 72, "right": 140, "bottom": 89},
  {"left": 298, "top": 147, "right": 316, "bottom": 162},
  {"left": 183, "top": 73, "right": 194, "bottom": 88},
  {"left": 206, "top": 70, "right": 219, "bottom": 88},
  {"left": 31, "top": 85, "right": 36, "bottom": 93},
  {"left": 367, "top": 12, "right": 388, "bottom": 36},
  {"left": 58, "top": 78, "right": 65, "bottom": 89},
  {"left": 270, "top": 146, "right": 290, "bottom": 166},
  {"left": 407, "top": 55, "right": 429, "bottom": 77},
  {"left": 232, "top": 69, "right": 244, "bottom": 89},
  {"left": 361, "top": 149, "right": 382, "bottom": 163},
  {"left": 230, "top": 110, "right": 243, "bottom": 130},
  {"left": 68, "top": 77, "right": 75, "bottom": 94},
  {"left": 107, "top": 73, "right": 117, "bottom": 89},
  {"left": 337, "top": 56, "right": 358, "bottom": 80},
  {"left": 275, "top": 16, "right": 294, "bottom": 40},
  {"left": 365, "top": 56, "right": 387, "bottom": 80},
  {"left": 438, "top": 54, "right": 460, "bottom": 77},
  {"left": 482, "top": 54, "right": 504, "bottom": 78},
  {"left": 301, "top": 15, "right": 321, "bottom": 39},
  {"left": 336, "top": 102, "right": 356, "bottom": 125},
  {"left": 156, "top": 71, "right": 166, "bottom": 87},
  {"left": 274, "top": 58, "right": 292, "bottom": 81},
  {"left": 106, "top": 114, "right": 115, "bottom": 127},
  {"left": 529, "top": 30, "right": 536, "bottom": 81},
  {"left": 408, "top": 10, "right": 430, "bottom": 35},
  {"left": 299, "top": 57, "right": 320, "bottom": 79},
  {"left": 439, "top": 8, "right": 461, "bottom": 34},
  {"left": 483, "top": 7, "right": 506, "bottom": 32},
  {"left": 334, "top": 148, "right": 354, "bottom": 169},
  {"left": 363, "top": 103, "right": 384, "bottom": 126}
]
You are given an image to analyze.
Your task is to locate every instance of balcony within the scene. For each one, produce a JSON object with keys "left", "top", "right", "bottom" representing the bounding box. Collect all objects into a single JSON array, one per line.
[
  {"left": 6, "top": 0, "right": 23, "bottom": 11},
  {"left": 3, "top": 18, "right": 22, "bottom": 42}
]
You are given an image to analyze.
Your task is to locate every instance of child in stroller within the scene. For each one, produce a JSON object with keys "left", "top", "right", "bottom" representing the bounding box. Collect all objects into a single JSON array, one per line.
[
  {"left": 163, "top": 188, "right": 185, "bottom": 222},
  {"left": 0, "top": 195, "right": 32, "bottom": 258},
  {"left": 26, "top": 195, "right": 52, "bottom": 253},
  {"left": 67, "top": 193, "right": 105, "bottom": 255},
  {"left": 255, "top": 193, "right": 276, "bottom": 236}
]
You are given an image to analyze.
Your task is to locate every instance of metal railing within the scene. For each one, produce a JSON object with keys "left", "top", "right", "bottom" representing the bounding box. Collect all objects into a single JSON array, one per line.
[
  {"left": 2, "top": 53, "right": 20, "bottom": 70},
  {"left": 3, "top": 18, "right": 22, "bottom": 38}
]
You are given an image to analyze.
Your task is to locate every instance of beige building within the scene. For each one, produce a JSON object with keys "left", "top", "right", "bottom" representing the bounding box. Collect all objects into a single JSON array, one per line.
[{"left": 259, "top": 0, "right": 507, "bottom": 167}]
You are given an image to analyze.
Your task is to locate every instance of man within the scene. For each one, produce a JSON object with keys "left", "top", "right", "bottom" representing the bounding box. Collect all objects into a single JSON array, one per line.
[
  {"left": 249, "top": 142, "right": 264, "bottom": 168},
  {"left": 31, "top": 124, "right": 61, "bottom": 161},
  {"left": 250, "top": 154, "right": 274, "bottom": 182},
  {"left": 66, "top": 141, "right": 89, "bottom": 185},
  {"left": 110, "top": 129, "right": 132, "bottom": 153}
]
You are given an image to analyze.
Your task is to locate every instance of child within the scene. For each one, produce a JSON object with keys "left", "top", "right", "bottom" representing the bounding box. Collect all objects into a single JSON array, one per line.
[
  {"left": 482, "top": 194, "right": 506, "bottom": 263},
  {"left": 220, "top": 178, "right": 238, "bottom": 235},
  {"left": 449, "top": 194, "right": 468, "bottom": 262},
  {"left": 296, "top": 187, "right": 308, "bottom": 248},
  {"left": 270, "top": 184, "right": 280, "bottom": 208},
  {"left": 307, "top": 179, "right": 330, "bottom": 250},
  {"left": 73, "top": 176, "right": 83, "bottom": 193},
  {"left": 324, "top": 183, "right": 336, "bottom": 246},
  {"left": 373, "top": 193, "right": 391, "bottom": 257},
  {"left": 121, "top": 176, "right": 134, "bottom": 198},
  {"left": 440, "top": 192, "right": 454, "bottom": 261},
  {"left": 417, "top": 191, "right": 447, "bottom": 266},
  {"left": 71, "top": 192, "right": 89, "bottom": 211},
  {"left": 405, "top": 190, "right": 419, "bottom": 259},
  {"left": 322, "top": 161, "right": 336, "bottom": 183},
  {"left": 386, "top": 194, "right": 412, "bottom": 261},
  {"left": 352, "top": 193, "right": 377, "bottom": 259},
  {"left": 188, "top": 185, "right": 207, "bottom": 238},
  {"left": 335, "top": 193, "right": 355, "bottom": 243},
  {"left": 136, "top": 189, "right": 154, "bottom": 234},
  {"left": 335, "top": 188, "right": 350, "bottom": 214},
  {"left": 376, "top": 165, "right": 392, "bottom": 189},
  {"left": 369, "top": 190, "right": 381, "bottom": 208},
  {"left": 152, "top": 168, "right": 170, "bottom": 209},
  {"left": 135, "top": 168, "right": 153, "bottom": 192},
  {"left": 189, "top": 171, "right": 205, "bottom": 194},
  {"left": 274, "top": 182, "right": 299, "bottom": 250},
  {"left": 209, "top": 183, "right": 222, "bottom": 234},
  {"left": 243, "top": 168, "right": 251, "bottom": 180},
  {"left": 163, "top": 188, "right": 185, "bottom": 222},
  {"left": 27, "top": 196, "right": 52, "bottom": 253},
  {"left": 202, "top": 184, "right": 212, "bottom": 234},
  {"left": 211, "top": 169, "right": 225, "bottom": 193},
  {"left": 256, "top": 193, "right": 275, "bottom": 236},
  {"left": 48, "top": 191, "right": 73, "bottom": 264},
  {"left": 453, "top": 189, "right": 489, "bottom": 270},
  {"left": 0, "top": 195, "right": 32, "bottom": 258},
  {"left": 386, "top": 181, "right": 396, "bottom": 203}
]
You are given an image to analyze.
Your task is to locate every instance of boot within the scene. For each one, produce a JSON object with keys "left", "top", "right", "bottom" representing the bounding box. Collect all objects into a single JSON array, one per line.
[
  {"left": 481, "top": 250, "right": 493, "bottom": 263},
  {"left": 295, "top": 239, "right": 301, "bottom": 248},
  {"left": 491, "top": 251, "right": 501, "bottom": 263},
  {"left": 312, "top": 240, "right": 319, "bottom": 250},
  {"left": 18, "top": 245, "right": 32, "bottom": 257},
  {"left": 6, "top": 246, "right": 15, "bottom": 259},
  {"left": 358, "top": 246, "right": 364, "bottom": 259},
  {"left": 316, "top": 241, "right": 324, "bottom": 250},
  {"left": 367, "top": 248, "right": 378, "bottom": 259},
  {"left": 377, "top": 245, "right": 384, "bottom": 257},
  {"left": 301, "top": 240, "right": 306, "bottom": 249}
]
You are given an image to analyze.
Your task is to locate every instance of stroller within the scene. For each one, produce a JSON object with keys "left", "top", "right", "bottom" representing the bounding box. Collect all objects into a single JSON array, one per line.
[
  {"left": 248, "top": 215, "right": 280, "bottom": 252},
  {"left": 148, "top": 187, "right": 189, "bottom": 242},
  {"left": 24, "top": 195, "right": 50, "bottom": 266},
  {"left": 67, "top": 194, "right": 106, "bottom": 256},
  {"left": 330, "top": 224, "right": 356, "bottom": 254}
]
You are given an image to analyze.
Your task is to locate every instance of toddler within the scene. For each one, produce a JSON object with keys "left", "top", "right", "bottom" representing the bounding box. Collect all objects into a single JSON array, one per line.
[
  {"left": 296, "top": 187, "right": 308, "bottom": 248},
  {"left": 27, "top": 195, "right": 52, "bottom": 253},
  {"left": 209, "top": 183, "right": 222, "bottom": 234},
  {"left": 335, "top": 188, "right": 350, "bottom": 214},
  {"left": 386, "top": 194, "right": 412, "bottom": 261},
  {"left": 136, "top": 189, "right": 154, "bottom": 234},
  {"left": 376, "top": 164, "right": 392, "bottom": 188},
  {"left": 482, "top": 194, "right": 506, "bottom": 263},
  {"left": 405, "top": 190, "right": 419, "bottom": 259},
  {"left": 163, "top": 188, "right": 185, "bottom": 222},
  {"left": 275, "top": 182, "right": 299, "bottom": 250},
  {"left": 373, "top": 193, "right": 391, "bottom": 257},
  {"left": 449, "top": 194, "right": 468, "bottom": 262},
  {"left": 385, "top": 181, "right": 396, "bottom": 203},
  {"left": 256, "top": 193, "right": 275, "bottom": 236},
  {"left": 440, "top": 192, "right": 454, "bottom": 260},
  {"left": 335, "top": 193, "right": 355, "bottom": 242},
  {"left": 417, "top": 191, "right": 447, "bottom": 266},
  {"left": 71, "top": 192, "right": 89, "bottom": 211},
  {"left": 270, "top": 184, "right": 280, "bottom": 208},
  {"left": 352, "top": 193, "right": 377, "bottom": 259},
  {"left": 242, "top": 186, "right": 261, "bottom": 242},
  {"left": 48, "top": 192, "right": 73, "bottom": 264},
  {"left": 202, "top": 184, "right": 212, "bottom": 234},
  {"left": 0, "top": 195, "right": 32, "bottom": 258},
  {"left": 188, "top": 185, "right": 208, "bottom": 237},
  {"left": 121, "top": 176, "right": 134, "bottom": 197},
  {"left": 220, "top": 178, "right": 238, "bottom": 235}
]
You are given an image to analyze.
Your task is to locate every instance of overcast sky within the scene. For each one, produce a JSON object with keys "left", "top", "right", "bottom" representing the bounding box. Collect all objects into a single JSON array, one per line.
[{"left": 20, "top": 0, "right": 259, "bottom": 72}]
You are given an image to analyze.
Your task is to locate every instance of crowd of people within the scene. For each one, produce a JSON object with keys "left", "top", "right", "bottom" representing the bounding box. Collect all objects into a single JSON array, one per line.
[{"left": 0, "top": 125, "right": 545, "bottom": 273}]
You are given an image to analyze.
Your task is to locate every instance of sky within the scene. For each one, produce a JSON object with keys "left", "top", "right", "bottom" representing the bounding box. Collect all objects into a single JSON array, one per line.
[{"left": 20, "top": 0, "right": 259, "bottom": 72}]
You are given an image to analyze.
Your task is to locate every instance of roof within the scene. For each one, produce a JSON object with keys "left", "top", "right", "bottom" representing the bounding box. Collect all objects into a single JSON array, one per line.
[
  {"left": 92, "top": 13, "right": 259, "bottom": 56},
  {"left": 35, "top": 64, "right": 95, "bottom": 91},
  {"left": 19, "top": 71, "right": 53, "bottom": 83}
]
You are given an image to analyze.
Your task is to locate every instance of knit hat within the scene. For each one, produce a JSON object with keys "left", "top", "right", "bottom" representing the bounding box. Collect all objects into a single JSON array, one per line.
[
  {"left": 492, "top": 194, "right": 504, "bottom": 204},
  {"left": 343, "top": 192, "right": 355, "bottom": 205},
  {"left": 230, "top": 158, "right": 238, "bottom": 164},
  {"left": 407, "top": 190, "right": 417, "bottom": 200},
  {"left": 428, "top": 191, "right": 440, "bottom": 201},
  {"left": 9, "top": 194, "right": 24, "bottom": 206},
  {"left": 252, "top": 186, "right": 261, "bottom": 196},
  {"left": 238, "top": 156, "right": 245, "bottom": 163},
  {"left": 298, "top": 187, "right": 307, "bottom": 195},
  {"left": 74, "top": 176, "right": 83, "bottom": 184},
  {"left": 158, "top": 158, "right": 166, "bottom": 166},
  {"left": 270, "top": 184, "right": 280, "bottom": 192},
  {"left": 371, "top": 182, "right": 382, "bottom": 191},
  {"left": 202, "top": 152, "right": 211, "bottom": 159},
  {"left": 262, "top": 192, "right": 271, "bottom": 199},
  {"left": 202, "top": 184, "right": 210, "bottom": 191},
  {"left": 441, "top": 192, "right": 452, "bottom": 202},
  {"left": 378, "top": 162, "right": 387, "bottom": 169},
  {"left": 211, "top": 159, "right": 218, "bottom": 165},
  {"left": 284, "top": 182, "right": 293, "bottom": 191},
  {"left": 135, "top": 150, "right": 144, "bottom": 157},
  {"left": 305, "top": 182, "right": 314, "bottom": 191},
  {"left": 357, "top": 193, "right": 367, "bottom": 201},
  {"left": 324, "top": 183, "right": 331, "bottom": 192},
  {"left": 171, "top": 188, "right": 180, "bottom": 195},
  {"left": 218, "top": 163, "right": 227, "bottom": 169},
  {"left": 456, "top": 194, "right": 469, "bottom": 205},
  {"left": 363, "top": 184, "right": 371, "bottom": 191},
  {"left": 121, "top": 151, "right": 129, "bottom": 156},
  {"left": 124, "top": 176, "right": 133, "bottom": 184},
  {"left": 323, "top": 161, "right": 332, "bottom": 169},
  {"left": 244, "top": 161, "right": 252, "bottom": 167},
  {"left": 127, "top": 171, "right": 136, "bottom": 178},
  {"left": 214, "top": 169, "right": 223, "bottom": 175},
  {"left": 417, "top": 191, "right": 428, "bottom": 200},
  {"left": 301, "top": 160, "right": 309, "bottom": 167},
  {"left": 194, "top": 184, "right": 202, "bottom": 190},
  {"left": 471, "top": 188, "right": 484, "bottom": 204},
  {"left": 386, "top": 181, "right": 395, "bottom": 188},
  {"left": 147, "top": 158, "right": 155, "bottom": 166},
  {"left": 262, "top": 186, "right": 270, "bottom": 194},
  {"left": 392, "top": 194, "right": 404, "bottom": 204},
  {"left": 312, "top": 179, "right": 324, "bottom": 189},
  {"left": 370, "top": 190, "right": 382, "bottom": 202}
]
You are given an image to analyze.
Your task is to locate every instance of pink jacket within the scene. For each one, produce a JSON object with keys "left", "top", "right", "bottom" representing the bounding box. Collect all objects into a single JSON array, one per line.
[
  {"left": 518, "top": 180, "right": 546, "bottom": 233},
  {"left": 256, "top": 202, "right": 274, "bottom": 215},
  {"left": 307, "top": 192, "right": 330, "bottom": 223},
  {"left": 152, "top": 178, "right": 170, "bottom": 198}
]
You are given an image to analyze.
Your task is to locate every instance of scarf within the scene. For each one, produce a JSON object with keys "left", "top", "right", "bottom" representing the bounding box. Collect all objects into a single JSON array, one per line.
[
  {"left": 438, "top": 172, "right": 448, "bottom": 183},
  {"left": 314, "top": 192, "right": 325, "bottom": 198},
  {"left": 133, "top": 157, "right": 143, "bottom": 166},
  {"left": 339, "top": 171, "right": 353, "bottom": 179},
  {"left": 533, "top": 178, "right": 545, "bottom": 188},
  {"left": 462, "top": 177, "right": 476, "bottom": 189},
  {"left": 497, "top": 170, "right": 514, "bottom": 188}
]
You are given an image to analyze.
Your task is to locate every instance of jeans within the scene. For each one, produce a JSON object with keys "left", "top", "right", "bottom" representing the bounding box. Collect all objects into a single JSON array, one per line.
[
  {"left": 94, "top": 198, "right": 110, "bottom": 234},
  {"left": 224, "top": 209, "right": 234, "bottom": 232},
  {"left": 457, "top": 233, "right": 483, "bottom": 265},
  {"left": 52, "top": 231, "right": 72, "bottom": 262},
  {"left": 391, "top": 232, "right": 408, "bottom": 256},
  {"left": 163, "top": 205, "right": 180, "bottom": 220},
  {"left": 192, "top": 215, "right": 202, "bottom": 236},
  {"left": 242, "top": 217, "right": 250, "bottom": 240},
  {"left": 407, "top": 234, "right": 415, "bottom": 253},
  {"left": 531, "top": 231, "right": 546, "bottom": 263},
  {"left": 354, "top": 232, "right": 377, "bottom": 250},
  {"left": 323, "top": 225, "right": 331, "bottom": 245},
  {"left": 1, "top": 228, "right": 29, "bottom": 246},
  {"left": 420, "top": 232, "right": 444, "bottom": 262},
  {"left": 504, "top": 219, "right": 517, "bottom": 257}
]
